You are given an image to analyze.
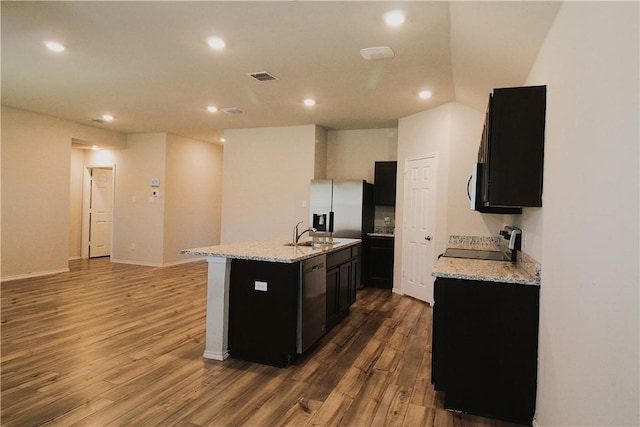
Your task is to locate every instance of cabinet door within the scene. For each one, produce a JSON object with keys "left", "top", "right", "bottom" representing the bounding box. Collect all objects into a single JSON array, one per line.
[
  {"left": 326, "top": 267, "right": 340, "bottom": 327},
  {"left": 374, "top": 161, "right": 398, "bottom": 206},
  {"left": 338, "top": 262, "right": 351, "bottom": 314},
  {"left": 349, "top": 257, "right": 358, "bottom": 305},
  {"left": 432, "top": 277, "right": 540, "bottom": 426},
  {"left": 366, "top": 237, "right": 394, "bottom": 288},
  {"left": 486, "top": 85, "right": 546, "bottom": 207}
]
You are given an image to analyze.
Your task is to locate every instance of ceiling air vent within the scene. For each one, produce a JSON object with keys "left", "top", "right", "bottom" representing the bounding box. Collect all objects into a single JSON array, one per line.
[
  {"left": 247, "top": 71, "right": 278, "bottom": 82},
  {"left": 221, "top": 107, "right": 244, "bottom": 115}
]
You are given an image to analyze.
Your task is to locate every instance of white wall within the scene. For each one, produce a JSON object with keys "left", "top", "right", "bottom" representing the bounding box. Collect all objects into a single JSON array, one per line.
[
  {"left": 314, "top": 126, "right": 328, "bottom": 179},
  {"left": 164, "top": 134, "right": 223, "bottom": 264},
  {"left": 396, "top": 104, "right": 452, "bottom": 294},
  {"left": 105, "top": 133, "right": 167, "bottom": 266},
  {"left": 1, "top": 106, "right": 126, "bottom": 280},
  {"left": 84, "top": 133, "right": 224, "bottom": 267},
  {"left": 521, "top": 2, "right": 639, "bottom": 426},
  {"left": 221, "top": 125, "right": 317, "bottom": 244},
  {"left": 327, "top": 128, "right": 398, "bottom": 183},
  {"left": 69, "top": 148, "right": 85, "bottom": 259},
  {"left": 396, "top": 103, "right": 511, "bottom": 293}
]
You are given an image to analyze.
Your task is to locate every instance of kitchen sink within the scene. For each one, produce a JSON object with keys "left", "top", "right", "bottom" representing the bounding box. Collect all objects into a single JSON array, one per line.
[
  {"left": 283, "top": 241, "right": 333, "bottom": 248},
  {"left": 442, "top": 248, "right": 511, "bottom": 261},
  {"left": 284, "top": 241, "right": 315, "bottom": 247}
]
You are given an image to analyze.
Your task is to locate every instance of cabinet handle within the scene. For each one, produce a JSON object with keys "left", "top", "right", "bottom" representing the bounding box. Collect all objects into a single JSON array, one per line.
[{"left": 425, "top": 236, "right": 432, "bottom": 241}]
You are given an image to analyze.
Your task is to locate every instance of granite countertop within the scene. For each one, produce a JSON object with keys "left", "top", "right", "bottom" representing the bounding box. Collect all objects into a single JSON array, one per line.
[
  {"left": 367, "top": 232, "right": 394, "bottom": 238},
  {"left": 433, "top": 235, "right": 541, "bottom": 286},
  {"left": 182, "top": 237, "right": 361, "bottom": 264},
  {"left": 433, "top": 257, "right": 538, "bottom": 285}
]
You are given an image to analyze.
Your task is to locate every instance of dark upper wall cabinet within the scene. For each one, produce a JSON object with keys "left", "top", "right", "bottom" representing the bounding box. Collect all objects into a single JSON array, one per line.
[
  {"left": 374, "top": 161, "right": 397, "bottom": 206},
  {"left": 479, "top": 85, "right": 546, "bottom": 208}
]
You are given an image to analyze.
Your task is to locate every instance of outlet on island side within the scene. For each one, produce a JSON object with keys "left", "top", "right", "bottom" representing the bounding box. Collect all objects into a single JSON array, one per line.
[{"left": 254, "top": 281, "right": 268, "bottom": 292}]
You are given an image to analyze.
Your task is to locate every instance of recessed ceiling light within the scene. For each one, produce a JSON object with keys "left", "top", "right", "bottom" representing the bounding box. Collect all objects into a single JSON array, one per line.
[
  {"left": 385, "top": 11, "right": 405, "bottom": 27},
  {"left": 220, "top": 137, "right": 226, "bottom": 143},
  {"left": 207, "top": 106, "right": 218, "bottom": 113},
  {"left": 101, "top": 114, "right": 114, "bottom": 122},
  {"left": 206, "top": 37, "right": 226, "bottom": 50},
  {"left": 418, "top": 90, "right": 432, "bottom": 100},
  {"left": 303, "top": 98, "right": 316, "bottom": 107},
  {"left": 44, "top": 41, "right": 65, "bottom": 52}
]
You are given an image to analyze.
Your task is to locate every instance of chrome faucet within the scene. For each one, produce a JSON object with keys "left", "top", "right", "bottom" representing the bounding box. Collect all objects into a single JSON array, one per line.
[{"left": 293, "top": 221, "right": 317, "bottom": 245}]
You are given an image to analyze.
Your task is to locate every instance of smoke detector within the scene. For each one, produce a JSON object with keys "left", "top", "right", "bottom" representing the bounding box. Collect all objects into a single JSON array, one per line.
[
  {"left": 360, "top": 46, "right": 395, "bottom": 60},
  {"left": 221, "top": 107, "right": 244, "bottom": 115}
]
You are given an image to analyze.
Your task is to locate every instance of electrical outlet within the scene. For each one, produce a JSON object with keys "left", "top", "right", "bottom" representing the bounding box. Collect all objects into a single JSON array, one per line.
[
  {"left": 130, "top": 242, "right": 135, "bottom": 250},
  {"left": 254, "top": 281, "right": 268, "bottom": 292}
]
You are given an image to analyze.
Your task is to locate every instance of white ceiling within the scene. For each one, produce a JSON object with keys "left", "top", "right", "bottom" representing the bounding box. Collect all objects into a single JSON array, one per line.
[{"left": 1, "top": 1, "right": 561, "bottom": 144}]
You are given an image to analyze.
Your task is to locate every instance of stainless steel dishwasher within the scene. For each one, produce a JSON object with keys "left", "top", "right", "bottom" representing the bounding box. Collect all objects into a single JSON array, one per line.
[{"left": 297, "top": 255, "right": 327, "bottom": 353}]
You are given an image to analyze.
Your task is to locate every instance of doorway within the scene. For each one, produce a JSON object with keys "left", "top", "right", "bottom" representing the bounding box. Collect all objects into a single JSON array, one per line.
[
  {"left": 401, "top": 154, "right": 437, "bottom": 304},
  {"left": 83, "top": 167, "right": 114, "bottom": 258}
]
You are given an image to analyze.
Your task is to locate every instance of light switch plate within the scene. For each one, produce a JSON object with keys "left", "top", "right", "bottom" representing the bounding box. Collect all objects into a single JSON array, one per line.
[{"left": 254, "top": 281, "right": 268, "bottom": 292}]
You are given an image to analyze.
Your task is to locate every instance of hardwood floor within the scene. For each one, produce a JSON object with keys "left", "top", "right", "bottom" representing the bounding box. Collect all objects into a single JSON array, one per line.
[{"left": 1, "top": 258, "right": 522, "bottom": 427}]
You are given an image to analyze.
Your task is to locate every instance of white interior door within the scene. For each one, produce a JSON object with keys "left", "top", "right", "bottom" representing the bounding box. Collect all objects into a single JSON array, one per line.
[
  {"left": 402, "top": 155, "right": 437, "bottom": 304},
  {"left": 89, "top": 167, "right": 113, "bottom": 258}
]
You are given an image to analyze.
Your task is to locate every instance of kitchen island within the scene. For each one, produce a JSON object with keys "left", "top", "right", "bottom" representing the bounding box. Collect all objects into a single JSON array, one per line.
[
  {"left": 431, "top": 237, "right": 541, "bottom": 426},
  {"left": 182, "top": 237, "right": 361, "bottom": 365}
]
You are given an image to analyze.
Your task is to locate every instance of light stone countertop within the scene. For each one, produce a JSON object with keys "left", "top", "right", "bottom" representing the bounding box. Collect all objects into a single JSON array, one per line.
[
  {"left": 182, "top": 237, "right": 361, "bottom": 264},
  {"left": 433, "top": 257, "right": 539, "bottom": 285},
  {"left": 433, "top": 235, "right": 541, "bottom": 286},
  {"left": 367, "top": 232, "right": 394, "bottom": 238}
]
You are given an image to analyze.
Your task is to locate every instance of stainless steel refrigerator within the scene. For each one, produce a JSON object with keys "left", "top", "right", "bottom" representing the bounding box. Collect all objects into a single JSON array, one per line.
[{"left": 309, "top": 179, "right": 374, "bottom": 239}]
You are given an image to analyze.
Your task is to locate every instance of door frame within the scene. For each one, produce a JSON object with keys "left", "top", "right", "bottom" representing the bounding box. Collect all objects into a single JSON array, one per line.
[
  {"left": 400, "top": 152, "right": 438, "bottom": 303},
  {"left": 81, "top": 165, "right": 116, "bottom": 259}
]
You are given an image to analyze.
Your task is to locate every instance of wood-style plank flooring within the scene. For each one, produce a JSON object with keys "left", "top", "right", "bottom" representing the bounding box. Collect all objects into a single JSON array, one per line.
[{"left": 1, "top": 258, "right": 521, "bottom": 427}]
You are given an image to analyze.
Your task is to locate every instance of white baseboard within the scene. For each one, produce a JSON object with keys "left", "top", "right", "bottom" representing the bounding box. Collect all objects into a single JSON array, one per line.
[
  {"left": 532, "top": 417, "right": 540, "bottom": 427},
  {"left": 203, "top": 350, "right": 229, "bottom": 361},
  {"left": 110, "top": 258, "right": 163, "bottom": 268},
  {"left": 161, "top": 257, "right": 205, "bottom": 267},
  {"left": 110, "top": 257, "right": 205, "bottom": 268},
  {"left": 68, "top": 256, "right": 82, "bottom": 261},
  {"left": 1, "top": 268, "right": 70, "bottom": 283}
]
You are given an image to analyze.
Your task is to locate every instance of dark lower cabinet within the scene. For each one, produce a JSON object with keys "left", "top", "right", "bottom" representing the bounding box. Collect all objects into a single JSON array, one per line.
[
  {"left": 228, "top": 244, "right": 361, "bottom": 367},
  {"left": 432, "top": 277, "right": 540, "bottom": 426},
  {"left": 228, "top": 259, "right": 299, "bottom": 367},
  {"left": 326, "top": 244, "right": 360, "bottom": 330},
  {"left": 366, "top": 235, "right": 394, "bottom": 288}
]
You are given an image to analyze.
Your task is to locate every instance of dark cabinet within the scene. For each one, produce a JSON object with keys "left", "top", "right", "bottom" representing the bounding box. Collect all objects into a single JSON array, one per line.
[
  {"left": 374, "top": 161, "right": 397, "bottom": 206},
  {"left": 365, "top": 235, "right": 394, "bottom": 288},
  {"left": 228, "top": 259, "right": 299, "bottom": 367},
  {"left": 479, "top": 85, "right": 546, "bottom": 208},
  {"left": 326, "top": 267, "right": 340, "bottom": 327},
  {"left": 326, "top": 244, "right": 360, "bottom": 330},
  {"left": 432, "top": 277, "right": 540, "bottom": 426}
]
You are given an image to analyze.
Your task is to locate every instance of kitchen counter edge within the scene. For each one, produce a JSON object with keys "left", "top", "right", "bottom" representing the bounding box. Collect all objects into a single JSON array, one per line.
[
  {"left": 182, "top": 237, "right": 361, "bottom": 264},
  {"left": 433, "top": 257, "right": 540, "bottom": 286}
]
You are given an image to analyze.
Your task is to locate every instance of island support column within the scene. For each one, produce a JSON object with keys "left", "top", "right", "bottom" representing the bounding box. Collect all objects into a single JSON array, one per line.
[{"left": 203, "top": 256, "right": 231, "bottom": 361}]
